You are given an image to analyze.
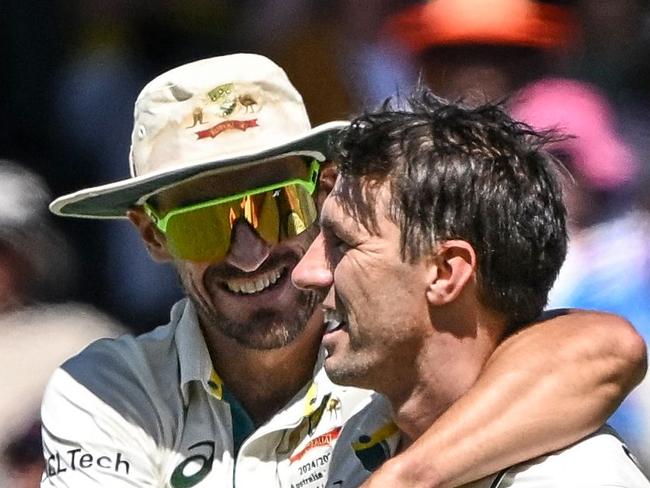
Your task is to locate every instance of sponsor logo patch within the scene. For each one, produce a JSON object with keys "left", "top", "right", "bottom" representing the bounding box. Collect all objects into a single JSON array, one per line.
[
  {"left": 45, "top": 448, "right": 131, "bottom": 478},
  {"left": 290, "top": 427, "right": 341, "bottom": 463},
  {"left": 170, "top": 441, "right": 215, "bottom": 488}
]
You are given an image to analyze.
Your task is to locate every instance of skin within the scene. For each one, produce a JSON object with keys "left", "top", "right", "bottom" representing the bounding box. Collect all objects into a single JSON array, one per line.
[
  {"left": 293, "top": 176, "right": 648, "bottom": 487},
  {"left": 295, "top": 177, "right": 505, "bottom": 438},
  {"left": 314, "top": 182, "right": 450, "bottom": 405},
  {"left": 128, "top": 158, "right": 336, "bottom": 425},
  {"left": 127, "top": 158, "right": 647, "bottom": 487},
  {"left": 363, "top": 309, "right": 647, "bottom": 488},
  {"left": 176, "top": 221, "right": 321, "bottom": 350}
]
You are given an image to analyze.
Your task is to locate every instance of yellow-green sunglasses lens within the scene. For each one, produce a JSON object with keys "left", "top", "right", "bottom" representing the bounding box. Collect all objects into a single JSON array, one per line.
[
  {"left": 158, "top": 183, "right": 317, "bottom": 262},
  {"left": 164, "top": 201, "right": 234, "bottom": 262}
]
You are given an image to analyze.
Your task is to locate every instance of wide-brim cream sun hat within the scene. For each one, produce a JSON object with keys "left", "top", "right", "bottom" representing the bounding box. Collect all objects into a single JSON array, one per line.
[{"left": 50, "top": 53, "right": 349, "bottom": 218}]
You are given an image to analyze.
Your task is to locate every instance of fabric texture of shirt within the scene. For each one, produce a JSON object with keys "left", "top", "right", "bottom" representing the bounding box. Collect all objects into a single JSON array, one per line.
[
  {"left": 465, "top": 426, "right": 650, "bottom": 488},
  {"left": 40, "top": 299, "right": 399, "bottom": 488}
]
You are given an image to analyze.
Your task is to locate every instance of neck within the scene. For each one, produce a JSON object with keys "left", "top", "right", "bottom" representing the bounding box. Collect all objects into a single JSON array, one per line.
[
  {"left": 200, "top": 311, "right": 324, "bottom": 427},
  {"left": 389, "top": 347, "right": 483, "bottom": 442},
  {"left": 389, "top": 307, "right": 505, "bottom": 441}
]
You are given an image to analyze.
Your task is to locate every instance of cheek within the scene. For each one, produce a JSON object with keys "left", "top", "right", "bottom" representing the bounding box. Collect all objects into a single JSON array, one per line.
[
  {"left": 333, "top": 255, "right": 383, "bottom": 325},
  {"left": 279, "top": 224, "right": 319, "bottom": 257},
  {"left": 342, "top": 259, "right": 426, "bottom": 326},
  {"left": 176, "top": 262, "right": 209, "bottom": 293},
  {"left": 294, "top": 224, "right": 320, "bottom": 251}
]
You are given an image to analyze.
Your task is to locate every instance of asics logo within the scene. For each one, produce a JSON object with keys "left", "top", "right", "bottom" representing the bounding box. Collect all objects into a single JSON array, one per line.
[{"left": 170, "top": 441, "right": 215, "bottom": 488}]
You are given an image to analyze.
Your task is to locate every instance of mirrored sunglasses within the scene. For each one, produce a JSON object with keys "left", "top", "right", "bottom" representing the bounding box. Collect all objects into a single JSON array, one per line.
[{"left": 144, "top": 159, "right": 320, "bottom": 262}]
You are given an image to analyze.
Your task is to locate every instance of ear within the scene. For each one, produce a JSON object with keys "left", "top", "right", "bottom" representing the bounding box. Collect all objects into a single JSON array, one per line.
[
  {"left": 425, "top": 240, "right": 476, "bottom": 306},
  {"left": 127, "top": 208, "right": 173, "bottom": 262},
  {"left": 316, "top": 161, "right": 338, "bottom": 210}
]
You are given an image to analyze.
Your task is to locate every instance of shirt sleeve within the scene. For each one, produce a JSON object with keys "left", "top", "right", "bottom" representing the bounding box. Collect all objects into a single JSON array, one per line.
[
  {"left": 40, "top": 368, "right": 163, "bottom": 487},
  {"left": 483, "top": 429, "right": 650, "bottom": 488}
]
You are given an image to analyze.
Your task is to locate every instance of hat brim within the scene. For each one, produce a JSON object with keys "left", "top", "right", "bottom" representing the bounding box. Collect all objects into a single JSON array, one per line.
[{"left": 51, "top": 121, "right": 349, "bottom": 219}]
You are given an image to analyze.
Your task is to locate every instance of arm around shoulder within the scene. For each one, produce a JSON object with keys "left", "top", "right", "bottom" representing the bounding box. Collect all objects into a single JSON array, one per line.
[
  {"left": 497, "top": 309, "right": 647, "bottom": 422},
  {"left": 359, "top": 310, "right": 648, "bottom": 488}
]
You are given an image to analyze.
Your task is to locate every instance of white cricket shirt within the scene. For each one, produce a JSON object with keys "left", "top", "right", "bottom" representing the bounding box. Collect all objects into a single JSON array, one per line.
[
  {"left": 40, "top": 299, "right": 399, "bottom": 488},
  {"left": 466, "top": 426, "right": 650, "bottom": 487}
]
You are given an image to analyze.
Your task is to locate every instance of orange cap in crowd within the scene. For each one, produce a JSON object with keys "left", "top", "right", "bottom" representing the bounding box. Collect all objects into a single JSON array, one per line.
[{"left": 385, "top": 0, "right": 577, "bottom": 53}]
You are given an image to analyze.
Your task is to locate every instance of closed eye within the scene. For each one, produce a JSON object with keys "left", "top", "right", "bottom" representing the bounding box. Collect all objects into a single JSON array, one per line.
[{"left": 322, "top": 227, "right": 351, "bottom": 268}]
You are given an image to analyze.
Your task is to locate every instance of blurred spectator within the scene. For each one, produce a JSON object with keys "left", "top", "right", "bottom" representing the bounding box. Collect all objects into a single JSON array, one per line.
[
  {"left": 510, "top": 78, "right": 650, "bottom": 474},
  {"left": 0, "top": 160, "right": 76, "bottom": 307},
  {"left": 1, "top": 303, "right": 123, "bottom": 487},
  {"left": 235, "top": 0, "right": 376, "bottom": 122},
  {"left": 573, "top": 1, "right": 650, "bottom": 219},
  {"left": 570, "top": 1, "right": 650, "bottom": 101},
  {"left": 51, "top": 0, "right": 190, "bottom": 331},
  {"left": 383, "top": 0, "right": 578, "bottom": 104},
  {"left": 0, "top": 160, "right": 123, "bottom": 486}
]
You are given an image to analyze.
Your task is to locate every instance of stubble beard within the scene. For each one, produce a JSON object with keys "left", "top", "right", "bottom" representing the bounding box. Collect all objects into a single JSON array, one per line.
[
  {"left": 323, "top": 322, "right": 380, "bottom": 390},
  {"left": 181, "top": 225, "right": 323, "bottom": 350},
  {"left": 188, "top": 284, "right": 321, "bottom": 350},
  {"left": 325, "top": 349, "right": 374, "bottom": 388}
]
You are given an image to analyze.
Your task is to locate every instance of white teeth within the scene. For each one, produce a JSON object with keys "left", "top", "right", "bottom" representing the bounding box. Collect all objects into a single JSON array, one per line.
[
  {"left": 325, "top": 320, "right": 342, "bottom": 333},
  {"left": 323, "top": 309, "right": 345, "bottom": 332},
  {"left": 225, "top": 268, "right": 283, "bottom": 294}
]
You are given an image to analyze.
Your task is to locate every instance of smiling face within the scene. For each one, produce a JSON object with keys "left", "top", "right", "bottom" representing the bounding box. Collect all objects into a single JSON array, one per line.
[
  {"left": 176, "top": 221, "right": 321, "bottom": 350},
  {"left": 293, "top": 177, "right": 432, "bottom": 394},
  {"left": 132, "top": 156, "right": 326, "bottom": 350}
]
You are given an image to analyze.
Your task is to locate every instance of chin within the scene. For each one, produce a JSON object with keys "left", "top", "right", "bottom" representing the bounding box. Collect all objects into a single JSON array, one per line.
[
  {"left": 221, "top": 312, "right": 309, "bottom": 350},
  {"left": 324, "top": 356, "right": 369, "bottom": 389}
]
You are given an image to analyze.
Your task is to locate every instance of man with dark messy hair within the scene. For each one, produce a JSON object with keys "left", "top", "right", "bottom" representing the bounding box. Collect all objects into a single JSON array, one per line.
[
  {"left": 335, "top": 90, "right": 567, "bottom": 326},
  {"left": 294, "top": 88, "right": 650, "bottom": 486}
]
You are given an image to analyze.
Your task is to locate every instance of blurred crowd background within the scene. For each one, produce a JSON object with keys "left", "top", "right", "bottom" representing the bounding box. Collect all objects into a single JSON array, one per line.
[{"left": 2, "top": 0, "right": 650, "bottom": 485}]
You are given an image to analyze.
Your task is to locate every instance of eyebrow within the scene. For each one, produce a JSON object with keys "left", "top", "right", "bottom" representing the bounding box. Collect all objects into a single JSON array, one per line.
[
  {"left": 319, "top": 213, "right": 338, "bottom": 234},
  {"left": 320, "top": 212, "right": 359, "bottom": 243}
]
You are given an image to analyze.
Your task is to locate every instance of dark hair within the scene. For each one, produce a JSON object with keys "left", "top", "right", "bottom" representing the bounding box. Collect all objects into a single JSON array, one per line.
[{"left": 334, "top": 87, "right": 567, "bottom": 326}]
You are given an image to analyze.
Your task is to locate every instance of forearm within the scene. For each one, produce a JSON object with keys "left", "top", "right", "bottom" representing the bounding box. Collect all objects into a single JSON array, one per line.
[{"left": 362, "top": 310, "right": 647, "bottom": 488}]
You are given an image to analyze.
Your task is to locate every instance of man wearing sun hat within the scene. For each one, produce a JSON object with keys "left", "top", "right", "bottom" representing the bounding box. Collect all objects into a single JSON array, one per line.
[{"left": 40, "top": 53, "right": 646, "bottom": 487}]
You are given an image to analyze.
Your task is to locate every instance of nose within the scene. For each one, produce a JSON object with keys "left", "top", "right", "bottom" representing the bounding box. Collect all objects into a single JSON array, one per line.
[
  {"left": 292, "top": 231, "right": 333, "bottom": 291},
  {"left": 224, "top": 218, "right": 271, "bottom": 272}
]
